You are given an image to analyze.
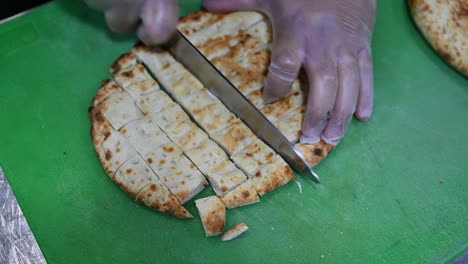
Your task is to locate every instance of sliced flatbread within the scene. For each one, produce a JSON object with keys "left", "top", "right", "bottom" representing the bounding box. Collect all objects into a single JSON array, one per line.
[
  {"left": 122, "top": 79, "right": 160, "bottom": 100},
  {"left": 136, "top": 181, "right": 192, "bottom": 219},
  {"left": 99, "top": 90, "right": 143, "bottom": 131},
  {"left": 136, "top": 90, "right": 174, "bottom": 116},
  {"left": 295, "top": 141, "right": 335, "bottom": 167},
  {"left": 205, "top": 159, "right": 248, "bottom": 195},
  {"left": 195, "top": 196, "right": 226, "bottom": 236},
  {"left": 153, "top": 153, "right": 207, "bottom": 204},
  {"left": 109, "top": 51, "right": 138, "bottom": 73},
  {"left": 231, "top": 138, "right": 276, "bottom": 177},
  {"left": 120, "top": 116, "right": 171, "bottom": 156},
  {"left": 100, "top": 130, "right": 137, "bottom": 177},
  {"left": 220, "top": 180, "right": 259, "bottom": 209},
  {"left": 221, "top": 223, "right": 249, "bottom": 241},
  {"left": 409, "top": 0, "right": 467, "bottom": 75},
  {"left": 253, "top": 155, "right": 296, "bottom": 196},
  {"left": 113, "top": 155, "right": 159, "bottom": 197},
  {"left": 274, "top": 106, "right": 305, "bottom": 143},
  {"left": 92, "top": 79, "right": 121, "bottom": 107},
  {"left": 113, "top": 64, "right": 153, "bottom": 88},
  {"left": 211, "top": 121, "right": 257, "bottom": 156},
  {"left": 190, "top": 103, "right": 238, "bottom": 135},
  {"left": 177, "top": 11, "right": 264, "bottom": 46}
]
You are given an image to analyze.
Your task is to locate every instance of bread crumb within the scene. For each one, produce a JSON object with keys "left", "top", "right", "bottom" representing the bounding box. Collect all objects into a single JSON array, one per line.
[
  {"left": 439, "top": 180, "right": 444, "bottom": 184},
  {"left": 320, "top": 255, "right": 325, "bottom": 259}
]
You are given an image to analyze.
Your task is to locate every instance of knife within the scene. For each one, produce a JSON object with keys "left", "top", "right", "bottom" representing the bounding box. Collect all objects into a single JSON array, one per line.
[{"left": 170, "top": 30, "right": 321, "bottom": 184}]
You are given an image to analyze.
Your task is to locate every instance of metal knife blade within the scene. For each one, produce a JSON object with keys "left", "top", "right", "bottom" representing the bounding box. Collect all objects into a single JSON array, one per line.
[{"left": 171, "top": 30, "right": 320, "bottom": 184}]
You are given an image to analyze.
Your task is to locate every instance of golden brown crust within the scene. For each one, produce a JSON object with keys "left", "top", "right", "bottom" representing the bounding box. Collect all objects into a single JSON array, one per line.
[
  {"left": 109, "top": 52, "right": 138, "bottom": 73},
  {"left": 92, "top": 79, "right": 121, "bottom": 107},
  {"left": 409, "top": 0, "right": 468, "bottom": 75},
  {"left": 136, "top": 183, "right": 192, "bottom": 218},
  {"left": 253, "top": 155, "right": 296, "bottom": 196},
  {"left": 178, "top": 11, "right": 225, "bottom": 37},
  {"left": 295, "top": 141, "right": 335, "bottom": 167},
  {"left": 221, "top": 223, "right": 249, "bottom": 241},
  {"left": 220, "top": 180, "right": 259, "bottom": 209},
  {"left": 195, "top": 196, "right": 226, "bottom": 236},
  {"left": 211, "top": 35, "right": 270, "bottom": 95}
]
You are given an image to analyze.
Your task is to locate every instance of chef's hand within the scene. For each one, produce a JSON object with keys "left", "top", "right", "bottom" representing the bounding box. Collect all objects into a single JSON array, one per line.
[
  {"left": 84, "top": 0, "right": 179, "bottom": 45},
  {"left": 204, "top": 0, "right": 376, "bottom": 145}
]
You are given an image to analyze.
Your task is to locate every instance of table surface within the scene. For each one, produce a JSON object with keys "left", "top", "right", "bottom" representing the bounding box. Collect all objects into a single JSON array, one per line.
[{"left": 0, "top": 0, "right": 467, "bottom": 263}]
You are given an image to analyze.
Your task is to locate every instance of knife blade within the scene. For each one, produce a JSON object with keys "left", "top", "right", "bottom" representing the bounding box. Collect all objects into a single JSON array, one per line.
[{"left": 170, "top": 30, "right": 320, "bottom": 184}]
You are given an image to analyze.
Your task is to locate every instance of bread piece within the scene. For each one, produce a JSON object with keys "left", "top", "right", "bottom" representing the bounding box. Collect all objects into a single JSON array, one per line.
[
  {"left": 92, "top": 79, "right": 121, "bottom": 107},
  {"left": 172, "top": 125, "right": 209, "bottom": 152},
  {"left": 195, "top": 196, "right": 226, "bottom": 236},
  {"left": 143, "top": 142, "right": 184, "bottom": 177},
  {"left": 136, "top": 90, "right": 174, "bottom": 115},
  {"left": 252, "top": 155, "right": 296, "bottom": 196},
  {"left": 136, "top": 181, "right": 192, "bottom": 219},
  {"left": 246, "top": 19, "right": 272, "bottom": 44},
  {"left": 261, "top": 89, "right": 305, "bottom": 123},
  {"left": 120, "top": 116, "right": 171, "bottom": 156},
  {"left": 99, "top": 90, "right": 143, "bottom": 130},
  {"left": 178, "top": 11, "right": 264, "bottom": 46},
  {"left": 100, "top": 130, "right": 138, "bottom": 177},
  {"left": 246, "top": 88, "right": 266, "bottom": 109},
  {"left": 140, "top": 141, "right": 208, "bottom": 204},
  {"left": 109, "top": 52, "right": 138, "bottom": 73},
  {"left": 191, "top": 103, "right": 238, "bottom": 135},
  {"left": 221, "top": 223, "right": 249, "bottom": 241},
  {"left": 196, "top": 33, "right": 246, "bottom": 60},
  {"left": 184, "top": 139, "right": 227, "bottom": 172},
  {"left": 113, "top": 64, "right": 152, "bottom": 88},
  {"left": 179, "top": 88, "right": 222, "bottom": 115},
  {"left": 211, "top": 121, "right": 257, "bottom": 156},
  {"left": 149, "top": 102, "right": 190, "bottom": 132},
  {"left": 122, "top": 79, "right": 160, "bottom": 100},
  {"left": 113, "top": 155, "right": 159, "bottom": 197},
  {"left": 206, "top": 159, "right": 247, "bottom": 195},
  {"left": 90, "top": 108, "right": 136, "bottom": 176},
  {"left": 212, "top": 35, "right": 270, "bottom": 95},
  {"left": 132, "top": 46, "right": 195, "bottom": 94},
  {"left": 274, "top": 106, "right": 305, "bottom": 143},
  {"left": 409, "top": 0, "right": 467, "bottom": 76},
  {"left": 231, "top": 138, "right": 276, "bottom": 176},
  {"left": 220, "top": 180, "right": 259, "bottom": 209},
  {"left": 295, "top": 141, "right": 335, "bottom": 167}
]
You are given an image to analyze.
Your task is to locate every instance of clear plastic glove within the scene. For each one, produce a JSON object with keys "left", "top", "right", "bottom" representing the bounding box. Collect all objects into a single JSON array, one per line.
[
  {"left": 204, "top": 0, "right": 376, "bottom": 145},
  {"left": 84, "top": 0, "right": 179, "bottom": 45}
]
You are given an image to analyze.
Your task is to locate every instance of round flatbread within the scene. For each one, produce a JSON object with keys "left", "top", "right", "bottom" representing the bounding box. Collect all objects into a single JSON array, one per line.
[{"left": 409, "top": 0, "right": 468, "bottom": 75}]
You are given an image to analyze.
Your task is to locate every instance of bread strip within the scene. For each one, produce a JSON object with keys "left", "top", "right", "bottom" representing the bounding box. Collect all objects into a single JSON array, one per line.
[
  {"left": 195, "top": 196, "right": 226, "bottom": 236},
  {"left": 231, "top": 138, "right": 275, "bottom": 177},
  {"left": 273, "top": 106, "right": 305, "bottom": 143},
  {"left": 295, "top": 141, "right": 335, "bottom": 167},
  {"left": 221, "top": 223, "right": 249, "bottom": 241},
  {"left": 109, "top": 52, "right": 138, "bottom": 73},
  {"left": 134, "top": 47, "right": 295, "bottom": 197},
  {"left": 136, "top": 181, "right": 192, "bottom": 219},
  {"left": 113, "top": 64, "right": 153, "bottom": 88},
  {"left": 92, "top": 79, "right": 121, "bottom": 107},
  {"left": 178, "top": 11, "right": 264, "bottom": 46},
  {"left": 220, "top": 180, "right": 259, "bottom": 209},
  {"left": 253, "top": 155, "right": 296, "bottom": 196},
  {"left": 99, "top": 90, "right": 143, "bottom": 131}
]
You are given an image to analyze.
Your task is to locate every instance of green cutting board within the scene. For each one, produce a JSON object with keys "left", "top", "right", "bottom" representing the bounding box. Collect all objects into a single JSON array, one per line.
[{"left": 0, "top": 1, "right": 467, "bottom": 263}]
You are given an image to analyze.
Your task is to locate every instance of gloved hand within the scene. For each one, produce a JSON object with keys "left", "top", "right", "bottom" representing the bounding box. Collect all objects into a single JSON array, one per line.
[
  {"left": 204, "top": 0, "right": 376, "bottom": 145},
  {"left": 84, "top": 0, "right": 179, "bottom": 45}
]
